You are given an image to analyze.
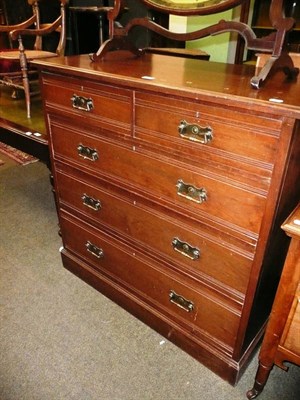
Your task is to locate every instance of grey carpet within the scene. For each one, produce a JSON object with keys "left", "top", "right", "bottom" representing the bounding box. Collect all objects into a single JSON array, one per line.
[{"left": 0, "top": 162, "right": 299, "bottom": 400}]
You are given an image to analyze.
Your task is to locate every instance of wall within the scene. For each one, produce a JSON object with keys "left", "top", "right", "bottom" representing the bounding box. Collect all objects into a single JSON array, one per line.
[{"left": 169, "top": 7, "right": 243, "bottom": 63}]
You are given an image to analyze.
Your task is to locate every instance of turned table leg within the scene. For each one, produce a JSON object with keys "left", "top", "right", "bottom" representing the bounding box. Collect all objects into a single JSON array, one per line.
[{"left": 246, "top": 362, "right": 273, "bottom": 399}]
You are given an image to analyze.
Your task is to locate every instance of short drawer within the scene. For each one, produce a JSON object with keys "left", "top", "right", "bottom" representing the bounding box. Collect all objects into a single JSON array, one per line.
[
  {"left": 42, "top": 74, "right": 132, "bottom": 131},
  {"left": 51, "top": 119, "right": 267, "bottom": 235},
  {"left": 55, "top": 169, "right": 253, "bottom": 295},
  {"left": 60, "top": 213, "right": 241, "bottom": 351},
  {"left": 135, "top": 91, "right": 280, "bottom": 166}
]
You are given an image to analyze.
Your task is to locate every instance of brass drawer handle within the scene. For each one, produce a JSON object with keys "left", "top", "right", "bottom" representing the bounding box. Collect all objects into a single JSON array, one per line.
[
  {"left": 172, "top": 237, "right": 200, "bottom": 260},
  {"left": 169, "top": 290, "right": 194, "bottom": 312},
  {"left": 178, "top": 120, "right": 213, "bottom": 144},
  {"left": 82, "top": 194, "right": 101, "bottom": 211},
  {"left": 86, "top": 241, "right": 104, "bottom": 258},
  {"left": 71, "top": 94, "right": 94, "bottom": 112},
  {"left": 77, "top": 144, "right": 99, "bottom": 161},
  {"left": 176, "top": 179, "right": 207, "bottom": 204}
]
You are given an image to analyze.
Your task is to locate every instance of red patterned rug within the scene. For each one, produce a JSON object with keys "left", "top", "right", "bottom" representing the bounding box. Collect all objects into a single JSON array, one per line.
[{"left": 0, "top": 141, "right": 38, "bottom": 166}]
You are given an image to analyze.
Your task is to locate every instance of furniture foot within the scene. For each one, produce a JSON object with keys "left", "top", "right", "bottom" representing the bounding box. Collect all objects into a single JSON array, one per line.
[
  {"left": 251, "top": 52, "right": 299, "bottom": 88},
  {"left": 251, "top": 55, "right": 278, "bottom": 88},
  {"left": 246, "top": 362, "right": 272, "bottom": 399},
  {"left": 246, "top": 383, "right": 264, "bottom": 399}
]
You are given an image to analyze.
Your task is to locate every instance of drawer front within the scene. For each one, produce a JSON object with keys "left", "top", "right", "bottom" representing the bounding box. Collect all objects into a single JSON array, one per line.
[
  {"left": 42, "top": 74, "right": 132, "bottom": 130},
  {"left": 60, "top": 213, "right": 241, "bottom": 351},
  {"left": 135, "top": 92, "right": 280, "bottom": 166},
  {"left": 55, "top": 169, "right": 253, "bottom": 295},
  {"left": 50, "top": 119, "right": 267, "bottom": 235}
]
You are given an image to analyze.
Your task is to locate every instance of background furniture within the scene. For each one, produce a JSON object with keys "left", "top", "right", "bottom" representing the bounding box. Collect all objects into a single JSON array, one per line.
[
  {"left": 250, "top": 0, "right": 300, "bottom": 54},
  {"left": 0, "top": 0, "right": 62, "bottom": 48},
  {"left": 144, "top": 47, "right": 210, "bottom": 60},
  {"left": 0, "top": 0, "right": 8, "bottom": 48},
  {"left": 0, "top": 82, "right": 47, "bottom": 162},
  {"left": 256, "top": 52, "right": 300, "bottom": 69},
  {"left": 33, "top": 52, "right": 300, "bottom": 385},
  {"left": 68, "top": 0, "right": 183, "bottom": 55},
  {"left": 236, "top": 0, "right": 300, "bottom": 64},
  {"left": 68, "top": 0, "right": 112, "bottom": 55},
  {"left": 0, "top": 0, "right": 47, "bottom": 163},
  {"left": 247, "top": 203, "right": 300, "bottom": 398},
  {"left": 91, "top": 0, "right": 297, "bottom": 88},
  {"left": 0, "top": 0, "right": 68, "bottom": 118},
  {"left": 0, "top": 0, "right": 32, "bottom": 48}
]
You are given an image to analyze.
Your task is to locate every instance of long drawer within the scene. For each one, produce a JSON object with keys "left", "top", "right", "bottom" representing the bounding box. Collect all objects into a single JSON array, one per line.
[
  {"left": 50, "top": 118, "right": 267, "bottom": 235},
  {"left": 59, "top": 212, "right": 241, "bottom": 352},
  {"left": 55, "top": 168, "right": 253, "bottom": 296}
]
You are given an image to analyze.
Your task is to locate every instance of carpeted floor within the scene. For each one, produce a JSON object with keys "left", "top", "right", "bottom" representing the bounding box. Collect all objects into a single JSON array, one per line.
[
  {"left": 0, "top": 162, "right": 299, "bottom": 400},
  {"left": 0, "top": 150, "right": 20, "bottom": 171}
]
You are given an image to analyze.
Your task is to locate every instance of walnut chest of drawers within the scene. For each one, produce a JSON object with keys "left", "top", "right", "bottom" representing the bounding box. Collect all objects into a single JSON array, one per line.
[{"left": 33, "top": 53, "right": 300, "bottom": 384}]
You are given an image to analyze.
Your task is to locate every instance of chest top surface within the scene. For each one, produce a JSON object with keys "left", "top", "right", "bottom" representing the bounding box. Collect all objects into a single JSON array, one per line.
[{"left": 33, "top": 52, "right": 300, "bottom": 117}]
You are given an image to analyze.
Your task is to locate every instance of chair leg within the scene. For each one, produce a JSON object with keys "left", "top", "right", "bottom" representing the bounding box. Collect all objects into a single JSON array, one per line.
[{"left": 18, "top": 36, "right": 31, "bottom": 119}]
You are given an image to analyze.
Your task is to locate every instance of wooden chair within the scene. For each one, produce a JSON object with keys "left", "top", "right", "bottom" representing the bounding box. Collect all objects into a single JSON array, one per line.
[{"left": 0, "top": 0, "right": 68, "bottom": 118}]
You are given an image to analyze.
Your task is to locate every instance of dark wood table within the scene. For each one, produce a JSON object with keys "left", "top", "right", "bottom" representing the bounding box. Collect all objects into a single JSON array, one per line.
[{"left": 0, "top": 87, "right": 49, "bottom": 165}]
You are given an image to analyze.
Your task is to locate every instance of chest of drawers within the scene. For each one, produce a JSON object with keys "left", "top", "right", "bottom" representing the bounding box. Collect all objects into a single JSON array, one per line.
[{"left": 33, "top": 53, "right": 300, "bottom": 385}]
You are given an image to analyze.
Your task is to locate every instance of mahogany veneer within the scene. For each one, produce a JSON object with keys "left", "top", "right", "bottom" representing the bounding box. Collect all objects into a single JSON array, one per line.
[{"left": 33, "top": 53, "right": 300, "bottom": 385}]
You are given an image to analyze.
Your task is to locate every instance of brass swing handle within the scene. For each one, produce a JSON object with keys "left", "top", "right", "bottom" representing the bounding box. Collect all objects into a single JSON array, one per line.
[
  {"left": 77, "top": 144, "right": 99, "bottom": 161},
  {"left": 176, "top": 179, "right": 207, "bottom": 204},
  {"left": 178, "top": 120, "right": 213, "bottom": 144},
  {"left": 82, "top": 194, "right": 102, "bottom": 211},
  {"left": 169, "top": 290, "right": 194, "bottom": 313},
  {"left": 86, "top": 241, "right": 104, "bottom": 259},
  {"left": 172, "top": 237, "right": 200, "bottom": 260},
  {"left": 71, "top": 94, "right": 94, "bottom": 112}
]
